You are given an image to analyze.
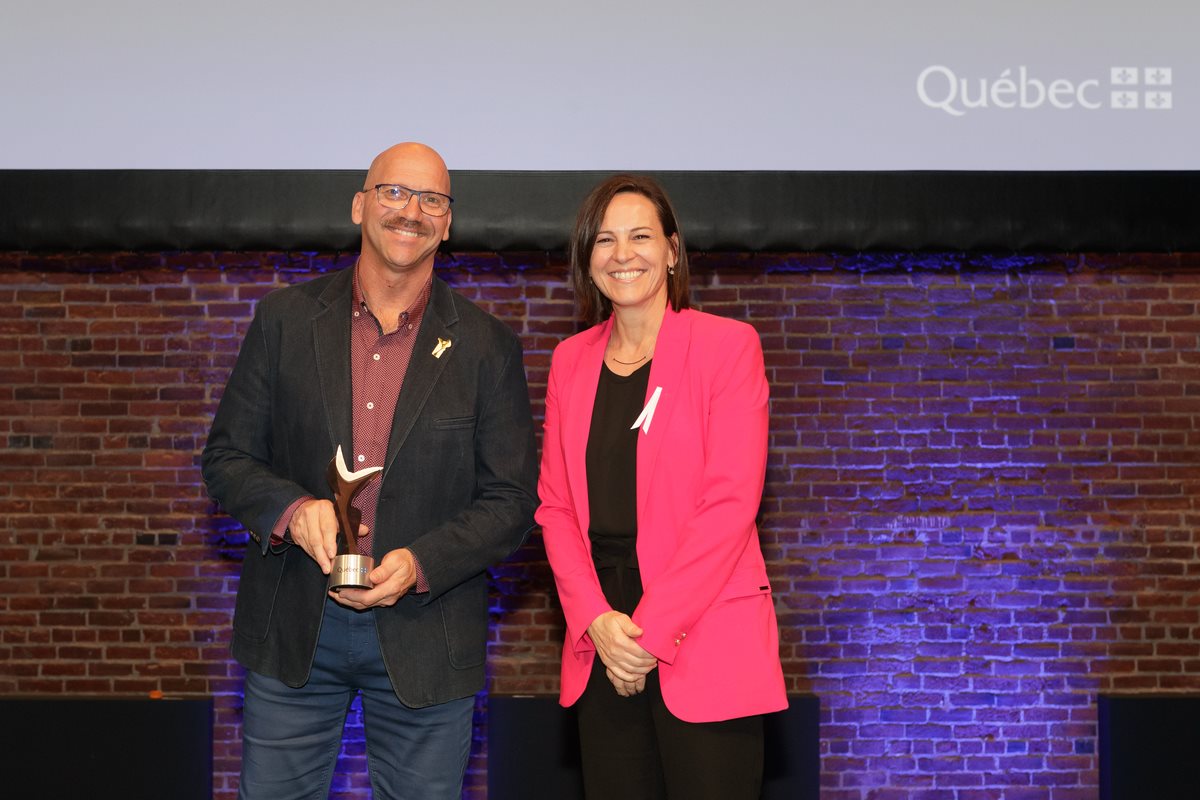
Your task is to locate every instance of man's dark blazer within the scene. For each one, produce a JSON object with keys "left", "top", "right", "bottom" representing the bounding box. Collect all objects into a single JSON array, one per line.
[{"left": 201, "top": 268, "right": 538, "bottom": 707}]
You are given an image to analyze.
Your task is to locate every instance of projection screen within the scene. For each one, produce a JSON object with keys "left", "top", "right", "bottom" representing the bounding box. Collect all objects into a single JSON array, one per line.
[{"left": 1, "top": 1, "right": 1196, "bottom": 250}]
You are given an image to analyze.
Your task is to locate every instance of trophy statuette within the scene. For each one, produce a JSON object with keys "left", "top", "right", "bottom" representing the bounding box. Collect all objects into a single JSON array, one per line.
[{"left": 326, "top": 445, "right": 383, "bottom": 591}]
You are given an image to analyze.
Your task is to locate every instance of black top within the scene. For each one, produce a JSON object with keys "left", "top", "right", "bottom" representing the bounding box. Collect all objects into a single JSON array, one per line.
[{"left": 585, "top": 360, "right": 652, "bottom": 614}]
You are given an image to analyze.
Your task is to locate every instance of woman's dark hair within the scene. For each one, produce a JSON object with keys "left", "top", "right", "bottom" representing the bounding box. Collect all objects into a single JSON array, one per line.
[{"left": 568, "top": 174, "right": 692, "bottom": 324}]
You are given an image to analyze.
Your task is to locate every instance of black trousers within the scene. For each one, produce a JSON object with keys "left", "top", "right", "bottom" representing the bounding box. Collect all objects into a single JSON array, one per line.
[{"left": 575, "top": 656, "right": 763, "bottom": 800}]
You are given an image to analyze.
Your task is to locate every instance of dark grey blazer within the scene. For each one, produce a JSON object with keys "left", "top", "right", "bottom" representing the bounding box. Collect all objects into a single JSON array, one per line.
[{"left": 201, "top": 269, "right": 538, "bottom": 706}]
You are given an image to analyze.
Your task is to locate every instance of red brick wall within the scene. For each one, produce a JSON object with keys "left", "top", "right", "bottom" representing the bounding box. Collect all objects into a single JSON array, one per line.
[{"left": 2, "top": 251, "right": 1198, "bottom": 799}]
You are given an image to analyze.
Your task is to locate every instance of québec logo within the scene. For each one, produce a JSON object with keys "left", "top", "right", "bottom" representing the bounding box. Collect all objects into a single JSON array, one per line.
[{"left": 917, "top": 65, "right": 1173, "bottom": 116}]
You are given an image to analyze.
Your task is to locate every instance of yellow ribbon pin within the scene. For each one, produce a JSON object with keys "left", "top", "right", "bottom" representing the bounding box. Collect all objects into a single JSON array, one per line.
[{"left": 432, "top": 338, "right": 452, "bottom": 358}]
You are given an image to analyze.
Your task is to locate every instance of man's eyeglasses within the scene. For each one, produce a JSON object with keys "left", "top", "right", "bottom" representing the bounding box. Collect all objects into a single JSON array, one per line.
[{"left": 367, "top": 184, "right": 454, "bottom": 217}]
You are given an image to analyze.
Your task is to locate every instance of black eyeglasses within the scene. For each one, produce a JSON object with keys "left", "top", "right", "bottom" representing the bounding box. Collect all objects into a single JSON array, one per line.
[{"left": 366, "top": 184, "right": 454, "bottom": 217}]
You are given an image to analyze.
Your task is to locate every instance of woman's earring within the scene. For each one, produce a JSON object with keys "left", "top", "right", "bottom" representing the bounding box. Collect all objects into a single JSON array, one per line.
[{"left": 668, "top": 264, "right": 676, "bottom": 276}]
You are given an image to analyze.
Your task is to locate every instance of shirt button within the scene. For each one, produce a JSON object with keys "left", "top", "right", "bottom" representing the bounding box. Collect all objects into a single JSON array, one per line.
[
  {"left": 366, "top": 402, "right": 374, "bottom": 410},
  {"left": 354, "top": 311, "right": 360, "bottom": 317},
  {"left": 357, "top": 455, "right": 365, "bottom": 463},
  {"left": 373, "top": 353, "right": 380, "bottom": 361}
]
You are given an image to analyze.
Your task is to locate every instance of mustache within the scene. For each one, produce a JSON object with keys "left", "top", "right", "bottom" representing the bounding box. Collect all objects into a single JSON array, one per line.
[{"left": 382, "top": 215, "right": 430, "bottom": 235}]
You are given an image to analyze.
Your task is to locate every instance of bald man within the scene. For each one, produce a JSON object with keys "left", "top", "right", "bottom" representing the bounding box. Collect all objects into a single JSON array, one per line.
[{"left": 202, "top": 143, "right": 538, "bottom": 799}]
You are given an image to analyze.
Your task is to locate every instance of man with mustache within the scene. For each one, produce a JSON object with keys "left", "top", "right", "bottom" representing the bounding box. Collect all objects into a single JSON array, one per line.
[{"left": 202, "top": 142, "right": 538, "bottom": 800}]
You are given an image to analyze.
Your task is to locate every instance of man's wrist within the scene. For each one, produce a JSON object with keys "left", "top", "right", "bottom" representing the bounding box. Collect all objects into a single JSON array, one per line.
[{"left": 270, "top": 496, "right": 312, "bottom": 546}]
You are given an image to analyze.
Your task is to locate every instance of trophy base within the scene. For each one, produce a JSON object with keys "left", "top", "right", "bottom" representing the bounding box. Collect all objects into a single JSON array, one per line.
[{"left": 328, "top": 554, "right": 375, "bottom": 591}]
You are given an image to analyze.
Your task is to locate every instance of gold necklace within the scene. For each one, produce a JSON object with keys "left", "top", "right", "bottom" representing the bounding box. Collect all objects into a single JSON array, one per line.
[{"left": 609, "top": 352, "right": 648, "bottom": 365}]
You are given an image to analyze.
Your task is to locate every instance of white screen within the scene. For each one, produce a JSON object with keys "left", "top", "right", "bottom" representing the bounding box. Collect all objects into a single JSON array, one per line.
[{"left": 1, "top": 0, "right": 1193, "bottom": 170}]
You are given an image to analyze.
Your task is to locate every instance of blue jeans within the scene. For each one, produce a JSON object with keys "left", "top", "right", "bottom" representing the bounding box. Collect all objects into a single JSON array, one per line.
[{"left": 238, "top": 600, "right": 474, "bottom": 800}]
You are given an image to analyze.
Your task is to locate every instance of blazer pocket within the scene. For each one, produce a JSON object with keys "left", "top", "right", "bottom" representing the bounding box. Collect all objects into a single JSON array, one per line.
[
  {"left": 432, "top": 415, "right": 477, "bottom": 431},
  {"left": 438, "top": 585, "right": 487, "bottom": 669},
  {"left": 232, "top": 548, "right": 288, "bottom": 643},
  {"left": 712, "top": 581, "right": 772, "bottom": 603}
]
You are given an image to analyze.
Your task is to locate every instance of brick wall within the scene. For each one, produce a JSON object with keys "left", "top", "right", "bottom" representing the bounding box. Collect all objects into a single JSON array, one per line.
[{"left": 1, "top": 250, "right": 1198, "bottom": 799}]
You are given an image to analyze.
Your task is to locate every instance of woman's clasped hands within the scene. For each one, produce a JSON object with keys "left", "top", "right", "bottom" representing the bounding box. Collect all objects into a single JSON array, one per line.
[{"left": 587, "top": 610, "right": 658, "bottom": 697}]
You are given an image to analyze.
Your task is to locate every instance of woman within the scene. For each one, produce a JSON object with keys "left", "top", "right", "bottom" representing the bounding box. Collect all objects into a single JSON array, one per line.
[{"left": 536, "top": 174, "right": 787, "bottom": 799}]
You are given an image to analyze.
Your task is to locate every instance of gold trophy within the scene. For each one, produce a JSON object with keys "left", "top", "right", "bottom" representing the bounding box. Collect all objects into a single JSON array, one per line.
[{"left": 326, "top": 445, "right": 383, "bottom": 591}]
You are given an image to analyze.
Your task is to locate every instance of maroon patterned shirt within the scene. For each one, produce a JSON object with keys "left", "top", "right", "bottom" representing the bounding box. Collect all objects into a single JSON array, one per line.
[{"left": 348, "top": 270, "right": 431, "bottom": 560}]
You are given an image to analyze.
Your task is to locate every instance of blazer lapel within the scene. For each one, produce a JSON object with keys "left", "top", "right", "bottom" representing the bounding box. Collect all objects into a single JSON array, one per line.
[
  {"left": 637, "top": 307, "right": 692, "bottom": 522},
  {"left": 313, "top": 269, "right": 355, "bottom": 457},
  {"left": 382, "top": 277, "right": 459, "bottom": 480},
  {"left": 562, "top": 318, "right": 611, "bottom": 539}
]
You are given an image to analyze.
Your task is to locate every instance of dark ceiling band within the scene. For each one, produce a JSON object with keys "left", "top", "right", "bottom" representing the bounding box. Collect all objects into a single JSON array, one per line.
[{"left": 1, "top": 170, "right": 1197, "bottom": 253}]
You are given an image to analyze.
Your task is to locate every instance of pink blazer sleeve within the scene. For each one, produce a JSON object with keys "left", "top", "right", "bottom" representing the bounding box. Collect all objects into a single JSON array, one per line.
[{"left": 535, "top": 344, "right": 611, "bottom": 654}]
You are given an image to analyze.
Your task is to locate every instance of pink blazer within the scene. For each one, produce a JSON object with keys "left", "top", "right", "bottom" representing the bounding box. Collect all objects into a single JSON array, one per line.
[{"left": 537, "top": 307, "right": 787, "bottom": 723}]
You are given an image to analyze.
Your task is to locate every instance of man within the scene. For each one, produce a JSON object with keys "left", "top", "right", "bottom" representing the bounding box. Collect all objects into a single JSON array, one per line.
[{"left": 202, "top": 142, "right": 538, "bottom": 799}]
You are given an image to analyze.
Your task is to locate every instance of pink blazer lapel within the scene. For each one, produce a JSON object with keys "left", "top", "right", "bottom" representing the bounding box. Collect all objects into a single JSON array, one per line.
[
  {"left": 562, "top": 318, "right": 612, "bottom": 538},
  {"left": 637, "top": 308, "right": 693, "bottom": 522}
]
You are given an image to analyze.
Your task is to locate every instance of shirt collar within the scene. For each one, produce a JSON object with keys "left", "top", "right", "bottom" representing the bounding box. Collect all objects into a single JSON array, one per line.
[{"left": 352, "top": 262, "right": 433, "bottom": 330}]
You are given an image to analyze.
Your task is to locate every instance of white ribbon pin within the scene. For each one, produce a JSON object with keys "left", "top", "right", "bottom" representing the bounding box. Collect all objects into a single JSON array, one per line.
[{"left": 630, "top": 386, "right": 662, "bottom": 434}]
